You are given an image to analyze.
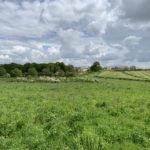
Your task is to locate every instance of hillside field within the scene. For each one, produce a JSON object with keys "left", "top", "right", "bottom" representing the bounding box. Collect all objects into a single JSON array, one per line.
[
  {"left": 98, "top": 70, "right": 150, "bottom": 81},
  {"left": 0, "top": 75, "right": 150, "bottom": 149}
]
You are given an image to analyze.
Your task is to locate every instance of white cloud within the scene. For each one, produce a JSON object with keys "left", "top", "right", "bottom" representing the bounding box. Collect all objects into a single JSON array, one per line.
[
  {"left": 0, "top": 0, "right": 118, "bottom": 38},
  {"left": 123, "top": 36, "right": 142, "bottom": 46},
  {"left": 0, "top": 54, "right": 11, "bottom": 63}
]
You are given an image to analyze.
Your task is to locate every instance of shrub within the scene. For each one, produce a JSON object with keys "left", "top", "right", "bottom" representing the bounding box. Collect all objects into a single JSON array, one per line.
[
  {"left": 28, "top": 68, "right": 38, "bottom": 77},
  {"left": 55, "top": 70, "right": 65, "bottom": 77},
  {"left": 0, "top": 67, "right": 7, "bottom": 77},
  {"left": 10, "top": 68, "right": 22, "bottom": 77},
  {"left": 42, "top": 68, "right": 50, "bottom": 76},
  {"left": 65, "top": 72, "right": 76, "bottom": 77}
]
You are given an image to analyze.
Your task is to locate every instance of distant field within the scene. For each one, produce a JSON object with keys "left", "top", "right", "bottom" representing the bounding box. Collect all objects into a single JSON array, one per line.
[
  {"left": 0, "top": 78, "right": 150, "bottom": 150},
  {"left": 98, "top": 70, "right": 150, "bottom": 81}
]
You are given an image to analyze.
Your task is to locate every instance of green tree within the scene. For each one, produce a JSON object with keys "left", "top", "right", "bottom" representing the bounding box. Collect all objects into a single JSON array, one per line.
[
  {"left": 0, "top": 67, "right": 7, "bottom": 77},
  {"left": 90, "top": 61, "right": 102, "bottom": 72},
  {"left": 53, "top": 64, "right": 61, "bottom": 73},
  {"left": 58, "top": 62, "right": 67, "bottom": 72},
  {"left": 42, "top": 68, "right": 50, "bottom": 76},
  {"left": 4, "top": 63, "right": 23, "bottom": 73},
  {"left": 10, "top": 68, "right": 23, "bottom": 77},
  {"left": 64, "top": 65, "right": 76, "bottom": 77},
  {"left": 28, "top": 68, "right": 38, "bottom": 77},
  {"left": 66, "top": 65, "right": 75, "bottom": 72}
]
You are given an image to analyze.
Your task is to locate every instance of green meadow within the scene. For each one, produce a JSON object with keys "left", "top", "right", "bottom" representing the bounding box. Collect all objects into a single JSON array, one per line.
[
  {"left": 98, "top": 70, "right": 150, "bottom": 81},
  {"left": 0, "top": 74, "right": 150, "bottom": 149}
]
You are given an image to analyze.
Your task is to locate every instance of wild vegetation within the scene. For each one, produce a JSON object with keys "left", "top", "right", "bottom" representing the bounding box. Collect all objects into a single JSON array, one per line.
[{"left": 0, "top": 74, "right": 150, "bottom": 150}]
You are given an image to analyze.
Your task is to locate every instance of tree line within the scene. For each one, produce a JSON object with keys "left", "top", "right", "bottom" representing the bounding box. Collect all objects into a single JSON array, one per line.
[
  {"left": 0, "top": 62, "right": 78, "bottom": 77},
  {"left": 0, "top": 61, "right": 102, "bottom": 78}
]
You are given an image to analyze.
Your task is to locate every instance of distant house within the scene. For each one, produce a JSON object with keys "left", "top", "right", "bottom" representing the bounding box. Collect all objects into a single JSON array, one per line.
[
  {"left": 110, "top": 66, "right": 129, "bottom": 70},
  {"left": 106, "top": 66, "right": 137, "bottom": 71}
]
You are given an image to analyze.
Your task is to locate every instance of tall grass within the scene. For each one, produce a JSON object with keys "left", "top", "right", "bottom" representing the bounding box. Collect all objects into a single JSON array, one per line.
[{"left": 0, "top": 79, "right": 150, "bottom": 149}]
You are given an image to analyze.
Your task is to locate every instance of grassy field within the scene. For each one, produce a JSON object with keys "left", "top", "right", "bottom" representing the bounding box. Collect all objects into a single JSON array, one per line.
[
  {"left": 98, "top": 70, "right": 150, "bottom": 81},
  {"left": 0, "top": 76, "right": 150, "bottom": 149}
]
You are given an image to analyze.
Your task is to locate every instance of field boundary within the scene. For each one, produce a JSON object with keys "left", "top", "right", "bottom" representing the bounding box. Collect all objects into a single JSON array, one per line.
[
  {"left": 95, "top": 76, "right": 150, "bottom": 83},
  {"left": 123, "top": 71, "right": 149, "bottom": 80}
]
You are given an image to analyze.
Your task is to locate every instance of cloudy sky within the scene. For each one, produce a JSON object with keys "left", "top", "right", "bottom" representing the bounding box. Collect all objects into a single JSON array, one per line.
[{"left": 0, "top": 0, "right": 150, "bottom": 67}]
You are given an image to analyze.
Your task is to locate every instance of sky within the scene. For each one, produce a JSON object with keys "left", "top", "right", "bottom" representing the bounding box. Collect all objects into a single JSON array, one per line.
[{"left": 0, "top": 0, "right": 150, "bottom": 68}]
